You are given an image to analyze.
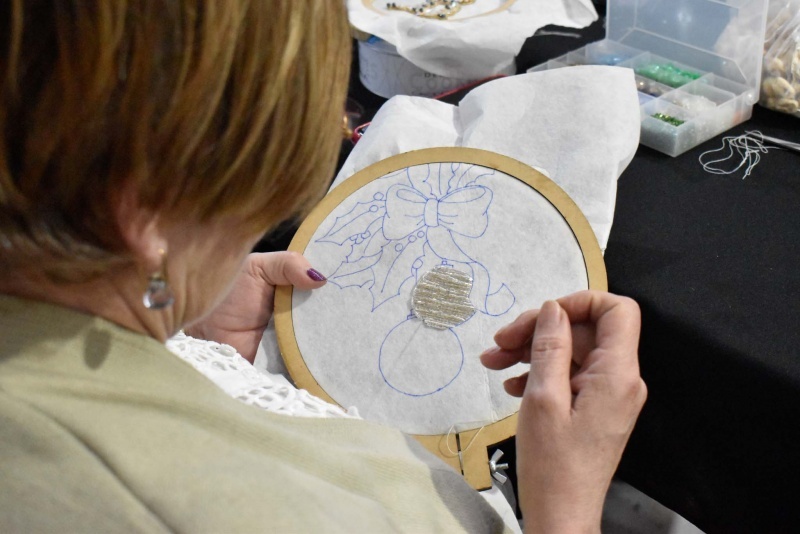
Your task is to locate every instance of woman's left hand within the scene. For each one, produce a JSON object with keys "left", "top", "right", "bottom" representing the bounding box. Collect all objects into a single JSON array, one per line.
[{"left": 186, "top": 252, "right": 326, "bottom": 363}]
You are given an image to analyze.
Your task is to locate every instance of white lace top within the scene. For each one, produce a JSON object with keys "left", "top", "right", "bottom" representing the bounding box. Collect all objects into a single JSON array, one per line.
[{"left": 165, "top": 332, "right": 359, "bottom": 419}]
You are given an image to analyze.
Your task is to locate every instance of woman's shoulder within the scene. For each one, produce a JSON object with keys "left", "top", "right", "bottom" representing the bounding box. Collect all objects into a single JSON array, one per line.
[{"left": 0, "top": 390, "right": 171, "bottom": 532}]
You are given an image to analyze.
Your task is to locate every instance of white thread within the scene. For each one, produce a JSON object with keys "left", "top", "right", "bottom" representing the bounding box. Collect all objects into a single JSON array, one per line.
[
  {"left": 699, "top": 130, "right": 800, "bottom": 179},
  {"left": 445, "top": 422, "right": 488, "bottom": 455}
]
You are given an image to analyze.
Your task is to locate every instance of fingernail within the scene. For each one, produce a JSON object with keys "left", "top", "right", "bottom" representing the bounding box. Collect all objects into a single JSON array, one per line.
[
  {"left": 537, "top": 300, "right": 562, "bottom": 331},
  {"left": 504, "top": 375, "right": 525, "bottom": 387},
  {"left": 495, "top": 319, "right": 517, "bottom": 338},
  {"left": 503, "top": 375, "right": 527, "bottom": 393},
  {"left": 307, "top": 268, "right": 327, "bottom": 282},
  {"left": 479, "top": 346, "right": 500, "bottom": 361}
]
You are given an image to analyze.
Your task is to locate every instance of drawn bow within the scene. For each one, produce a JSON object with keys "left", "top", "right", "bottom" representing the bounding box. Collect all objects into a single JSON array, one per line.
[{"left": 383, "top": 184, "right": 492, "bottom": 261}]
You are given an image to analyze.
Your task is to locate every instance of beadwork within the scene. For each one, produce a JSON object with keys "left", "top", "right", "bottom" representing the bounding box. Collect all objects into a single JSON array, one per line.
[
  {"left": 651, "top": 112, "right": 685, "bottom": 127},
  {"left": 635, "top": 63, "right": 701, "bottom": 88},
  {"left": 411, "top": 266, "right": 476, "bottom": 329},
  {"left": 386, "top": 0, "right": 477, "bottom": 20}
]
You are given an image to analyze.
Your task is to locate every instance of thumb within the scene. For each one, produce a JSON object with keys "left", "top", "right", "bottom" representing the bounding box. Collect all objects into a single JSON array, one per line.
[
  {"left": 524, "top": 300, "right": 573, "bottom": 414},
  {"left": 248, "top": 252, "right": 327, "bottom": 290}
]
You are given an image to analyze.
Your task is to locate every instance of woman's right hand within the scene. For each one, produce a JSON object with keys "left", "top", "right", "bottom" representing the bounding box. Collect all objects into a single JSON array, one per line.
[{"left": 481, "top": 291, "right": 647, "bottom": 534}]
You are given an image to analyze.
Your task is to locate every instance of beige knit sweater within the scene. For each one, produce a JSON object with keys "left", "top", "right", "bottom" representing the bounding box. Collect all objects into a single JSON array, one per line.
[{"left": 0, "top": 294, "right": 509, "bottom": 533}]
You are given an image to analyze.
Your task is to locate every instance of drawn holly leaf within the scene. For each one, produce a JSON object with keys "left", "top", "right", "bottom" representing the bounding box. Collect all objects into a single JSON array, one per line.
[
  {"left": 328, "top": 252, "right": 381, "bottom": 289},
  {"left": 448, "top": 163, "right": 495, "bottom": 193},
  {"left": 405, "top": 164, "right": 434, "bottom": 198},
  {"left": 346, "top": 218, "right": 389, "bottom": 263},
  {"left": 317, "top": 199, "right": 386, "bottom": 245}
]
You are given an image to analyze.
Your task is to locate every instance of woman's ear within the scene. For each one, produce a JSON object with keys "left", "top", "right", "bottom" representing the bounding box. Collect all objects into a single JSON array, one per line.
[{"left": 112, "top": 179, "right": 168, "bottom": 275}]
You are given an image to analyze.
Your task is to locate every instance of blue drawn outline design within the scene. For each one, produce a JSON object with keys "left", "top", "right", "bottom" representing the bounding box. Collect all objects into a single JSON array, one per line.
[
  {"left": 316, "top": 163, "right": 516, "bottom": 397},
  {"left": 378, "top": 318, "right": 465, "bottom": 397}
]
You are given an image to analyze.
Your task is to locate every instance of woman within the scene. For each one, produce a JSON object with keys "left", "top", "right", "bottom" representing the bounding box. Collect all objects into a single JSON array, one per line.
[{"left": 0, "top": 1, "right": 646, "bottom": 532}]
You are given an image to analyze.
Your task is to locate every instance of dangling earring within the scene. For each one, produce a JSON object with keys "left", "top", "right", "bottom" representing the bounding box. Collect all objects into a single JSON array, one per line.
[{"left": 143, "top": 248, "right": 175, "bottom": 310}]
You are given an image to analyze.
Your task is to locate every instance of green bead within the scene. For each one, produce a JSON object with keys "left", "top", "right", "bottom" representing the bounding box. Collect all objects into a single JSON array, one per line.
[
  {"left": 651, "top": 113, "right": 685, "bottom": 126},
  {"left": 636, "top": 62, "right": 700, "bottom": 88}
]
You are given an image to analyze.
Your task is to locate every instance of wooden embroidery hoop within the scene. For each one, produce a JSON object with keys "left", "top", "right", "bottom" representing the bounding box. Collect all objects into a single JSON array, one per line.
[{"left": 275, "top": 147, "right": 607, "bottom": 490}]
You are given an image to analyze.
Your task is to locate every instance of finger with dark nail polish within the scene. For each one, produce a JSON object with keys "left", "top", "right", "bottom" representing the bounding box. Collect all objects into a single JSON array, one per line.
[{"left": 306, "top": 268, "right": 327, "bottom": 282}]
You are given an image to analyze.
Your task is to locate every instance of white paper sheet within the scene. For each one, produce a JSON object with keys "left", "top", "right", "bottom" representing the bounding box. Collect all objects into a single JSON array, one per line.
[
  {"left": 257, "top": 67, "right": 641, "bottom": 435},
  {"left": 348, "top": 0, "right": 598, "bottom": 78}
]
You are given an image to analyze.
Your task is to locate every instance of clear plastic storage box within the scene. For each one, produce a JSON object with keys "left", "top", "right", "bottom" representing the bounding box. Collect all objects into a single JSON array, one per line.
[{"left": 529, "top": 0, "right": 770, "bottom": 156}]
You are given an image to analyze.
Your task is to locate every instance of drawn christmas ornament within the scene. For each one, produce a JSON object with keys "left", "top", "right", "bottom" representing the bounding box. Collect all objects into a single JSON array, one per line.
[{"left": 377, "top": 265, "right": 476, "bottom": 396}]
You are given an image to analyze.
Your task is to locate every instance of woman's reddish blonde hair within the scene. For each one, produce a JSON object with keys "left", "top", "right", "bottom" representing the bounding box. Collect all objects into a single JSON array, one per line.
[{"left": 0, "top": 0, "right": 350, "bottom": 280}]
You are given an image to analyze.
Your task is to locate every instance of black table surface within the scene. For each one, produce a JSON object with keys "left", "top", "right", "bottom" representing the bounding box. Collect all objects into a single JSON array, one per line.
[
  {"left": 608, "top": 102, "right": 800, "bottom": 534},
  {"left": 258, "top": 14, "right": 800, "bottom": 534}
]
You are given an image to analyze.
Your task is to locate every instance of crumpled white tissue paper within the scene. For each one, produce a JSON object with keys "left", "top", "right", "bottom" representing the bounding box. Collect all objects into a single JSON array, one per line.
[
  {"left": 348, "top": 0, "right": 598, "bottom": 78},
  {"left": 334, "top": 66, "right": 641, "bottom": 249}
]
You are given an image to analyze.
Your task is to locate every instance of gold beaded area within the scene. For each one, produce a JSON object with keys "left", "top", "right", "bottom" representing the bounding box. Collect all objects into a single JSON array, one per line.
[{"left": 411, "top": 266, "right": 476, "bottom": 329}]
